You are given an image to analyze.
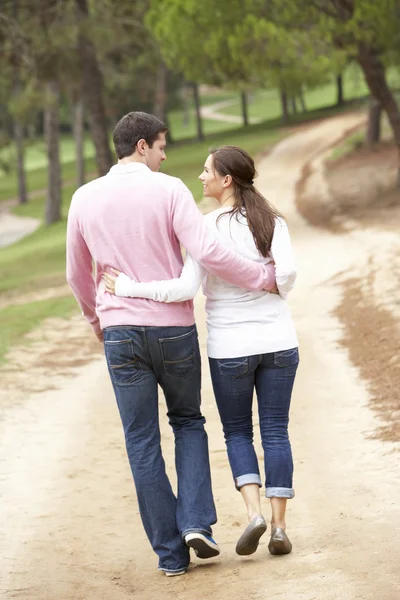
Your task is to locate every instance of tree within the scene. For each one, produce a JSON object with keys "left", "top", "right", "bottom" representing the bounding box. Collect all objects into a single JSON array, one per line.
[
  {"left": 147, "top": 0, "right": 345, "bottom": 127},
  {"left": 44, "top": 80, "right": 62, "bottom": 224},
  {"left": 76, "top": 0, "right": 113, "bottom": 176},
  {"left": 71, "top": 94, "right": 85, "bottom": 187},
  {"left": 0, "top": 2, "right": 30, "bottom": 204},
  {"left": 276, "top": 0, "right": 400, "bottom": 182},
  {"left": 336, "top": 75, "right": 344, "bottom": 106},
  {"left": 146, "top": 0, "right": 226, "bottom": 138},
  {"left": 365, "top": 98, "right": 382, "bottom": 145}
]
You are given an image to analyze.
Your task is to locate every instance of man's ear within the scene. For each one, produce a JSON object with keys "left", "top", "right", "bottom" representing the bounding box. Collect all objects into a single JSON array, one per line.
[{"left": 137, "top": 138, "right": 147, "bottom": 156}]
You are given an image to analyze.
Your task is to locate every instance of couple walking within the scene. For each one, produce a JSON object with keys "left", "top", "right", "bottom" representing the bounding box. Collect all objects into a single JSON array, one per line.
[{"left": 66, "top": 111, "right": 299, "bottom": 577}]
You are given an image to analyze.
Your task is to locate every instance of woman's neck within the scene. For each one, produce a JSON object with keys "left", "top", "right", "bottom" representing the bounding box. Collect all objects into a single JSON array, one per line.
[{"left": 218, "top": 190, "right": 237, "bottom": 208}]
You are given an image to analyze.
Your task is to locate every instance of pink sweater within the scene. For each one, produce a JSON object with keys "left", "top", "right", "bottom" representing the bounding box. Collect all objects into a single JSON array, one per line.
[{"left": 66, "top": 162, "right": 275, "bottom": 335}]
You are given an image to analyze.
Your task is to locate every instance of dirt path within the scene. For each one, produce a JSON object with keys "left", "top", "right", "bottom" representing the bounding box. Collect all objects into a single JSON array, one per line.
[
  {"left": 1, "top": 113, "right": 399, "bottom": 600},
  {"left": 200, "top": 98, "right": 262, "bottom": 125},
  {"left": 0, "top": 212, "right": 40, "bottom": 248}
]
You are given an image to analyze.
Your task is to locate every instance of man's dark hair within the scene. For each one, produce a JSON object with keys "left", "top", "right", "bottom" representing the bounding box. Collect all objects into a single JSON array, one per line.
[{"left": 113, "top": 111, "right": 168, "bottom": 159}]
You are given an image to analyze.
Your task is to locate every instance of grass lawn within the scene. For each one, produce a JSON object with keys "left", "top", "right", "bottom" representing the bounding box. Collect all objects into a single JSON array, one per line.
[
  {"left": 168, "top": 111, "right": 238, "bottom": 141},
  {"left": 0, "top": 295, "right": 80, "bottom": 364},
  {"left": 219, "top": 66, "right": 400, "bottom": 122},
  {"left": 0, "top": 154, "right": 98, "bottom": 204}
]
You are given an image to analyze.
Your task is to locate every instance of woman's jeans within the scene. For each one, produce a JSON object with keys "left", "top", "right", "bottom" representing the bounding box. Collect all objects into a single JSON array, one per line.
[
  {"left": 103, "top": 325, "right": 216, "bottom": 573},
  {"left": 209, "top": 348, "right": 299, "bottom": 499}
]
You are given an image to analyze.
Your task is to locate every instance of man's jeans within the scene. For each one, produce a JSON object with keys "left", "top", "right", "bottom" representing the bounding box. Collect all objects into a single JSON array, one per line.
[
  {"left": 208, "top": 348, "right": 299, "bottom": 499},
  {"left": 103, "top": 325, "right": 216, "bottom": 573}
]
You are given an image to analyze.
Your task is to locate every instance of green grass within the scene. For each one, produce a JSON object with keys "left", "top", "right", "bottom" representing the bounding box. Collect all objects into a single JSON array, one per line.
[
  {"left": 0, "top": 155, "right": 98, "bottom": 203},
  {"left": 168, "top": 110, "right": 239, "bottom": 141},
  {"left": 0, "top": 217, "right": 71, "bottom": 294},
  {"left": 220, "top": 80, "right": 364, "bottom": 120},
  {"left": 219, "top": 66, "right": 400, "bottom": 122},
  {"left": 0, "top": 295, "right": 79, "bottom": 363},
  {"left": 0, "top": 135, "right": 96, "bottom": 173}
]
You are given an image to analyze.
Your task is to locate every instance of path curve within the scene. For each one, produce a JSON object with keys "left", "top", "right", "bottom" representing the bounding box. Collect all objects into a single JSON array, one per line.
[
  {"left": 0, "top": 112, "right": 399, "bottom": 600},
  {"left": 200, "top": 98, "right": 262, "bottom": 125},
  {"left": 0, "top": 212, "right": 40, "bottom": 248}
]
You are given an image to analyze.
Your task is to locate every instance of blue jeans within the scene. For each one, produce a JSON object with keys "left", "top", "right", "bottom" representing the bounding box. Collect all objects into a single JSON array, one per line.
[
  {"left": 103, "top": 325, "right": 216, "bottom": 573},
  {"left": 209, "top": 348, "right": 299, "bottom": 499}
]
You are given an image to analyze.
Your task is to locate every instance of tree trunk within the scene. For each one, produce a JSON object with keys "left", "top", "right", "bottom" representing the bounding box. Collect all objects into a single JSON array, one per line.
[
  {"left": 44, "top": 81, "right": 62, "bottom": 225},
  {"left": 153, "top": 62, "right": 168, "bottom": 123},
  {"left": 192, "top": 82, "right": 204, "bottom": 141},
  {"left": 365, "top": 98, "right": 382, "bottom": 145},
  {"left": 182, "top": 83, "right": 190, "bottom": 127},
  {"left": 12, "top": 75, "right": 28, "bottom": 205},
  {"left": 290, "top": 96, "right": 298, "bottom": 115},
  {"left": 280, "top": 89, "right": 289, "bottom": 124},
  {"left": 11, "top": 0, "right": 27, "bottom": 204},
  {"left": 299, "top": 88, "right": 307, "bottom": 113},
  {"left": 241, "top": 92, "right": 249, "bottom": 126},
  {"left": 357, "top": 45, "right": 400, "bottom": 185},
  {"left": 76, "top": 0, "right": 113, "bottom": 176},
  {"left": 336, "top": 74, "right": 344, "bottom": 106},
  {"left": 13, "top": 119, "right": 28, "bottom": 205},
  {"left": 72, "top": 96, "right": 85, "bottom": 187}
]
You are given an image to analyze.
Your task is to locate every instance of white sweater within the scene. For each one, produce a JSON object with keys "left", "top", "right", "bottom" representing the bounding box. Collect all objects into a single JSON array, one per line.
[{"left": 115, "top": 206, "right": 298, "bottom": 358}]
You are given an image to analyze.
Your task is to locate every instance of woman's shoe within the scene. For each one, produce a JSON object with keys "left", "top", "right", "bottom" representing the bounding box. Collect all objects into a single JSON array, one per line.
[
  {"left": 268, "top": 527, "right": 292, "bottom": 555},
  {"left": 235, "top": 515, "right": 267, "bottom": 556}
]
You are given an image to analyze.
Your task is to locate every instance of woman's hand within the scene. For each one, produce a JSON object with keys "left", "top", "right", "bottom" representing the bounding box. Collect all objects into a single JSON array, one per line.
[{"left": 102, "top": 268, "right": 121, "bottom": 295}]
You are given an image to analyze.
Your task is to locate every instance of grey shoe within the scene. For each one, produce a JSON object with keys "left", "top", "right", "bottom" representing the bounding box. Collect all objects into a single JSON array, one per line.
[
  {"left": 235, "top": 515, "right": 267, "bottom": 556},
  {"left": 268, "top": 527, "right": 292, "bottom": 555}
]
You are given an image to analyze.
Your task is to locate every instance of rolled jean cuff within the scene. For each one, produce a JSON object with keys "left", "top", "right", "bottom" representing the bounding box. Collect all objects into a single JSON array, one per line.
[
  {"left": 266, "top": 487, "right": 295, "bottom": 499},
  {"left": 235, "top": 473, "right": 262, "bottom": 490},
  {"left": 182, "top": 527, "right": 212, "bottom": 539}
]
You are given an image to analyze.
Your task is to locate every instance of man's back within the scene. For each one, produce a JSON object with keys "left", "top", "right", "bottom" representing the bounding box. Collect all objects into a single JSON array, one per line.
[{"left": 67, "top": 162, "right": 195, "bottom": 328}]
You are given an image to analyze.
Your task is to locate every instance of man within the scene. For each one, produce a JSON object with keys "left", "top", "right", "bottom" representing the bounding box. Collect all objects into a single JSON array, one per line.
[{"left": 66, "top": 111, "right": 275, "bottom": 576}]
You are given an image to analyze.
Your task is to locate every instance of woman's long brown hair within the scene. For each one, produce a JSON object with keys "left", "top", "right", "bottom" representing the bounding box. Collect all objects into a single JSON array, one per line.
[{"left": 210, "top": 146, "right": 283, "bottom": 257}]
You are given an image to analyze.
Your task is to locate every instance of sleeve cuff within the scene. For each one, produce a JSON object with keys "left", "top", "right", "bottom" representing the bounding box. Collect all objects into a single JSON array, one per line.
[
  {"left": 89, "top": 319, "right": 102, "bottom": 336},
  {"left": 115, "top": 273, "right": 135, "bottom": 297},
  {"left": 264, "top": 262, "right": 276, "bottom": 292}
]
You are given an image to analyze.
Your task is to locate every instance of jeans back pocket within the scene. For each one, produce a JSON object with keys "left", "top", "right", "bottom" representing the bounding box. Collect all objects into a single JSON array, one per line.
[
  {"left": 159, "top": 328, "right": 199, "bottom": 379},
  {"left": 217, "top": 357, "right": 249, "bottom": 379},
  {"left": 273, "top": 348, "right": 299, "bottom": 368},
  {"left": 104, "top": 339, "right": 144, "bottom": 386}
]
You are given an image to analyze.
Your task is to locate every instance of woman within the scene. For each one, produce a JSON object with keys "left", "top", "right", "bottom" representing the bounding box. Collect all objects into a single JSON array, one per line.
[{"left": 103, "top": 146, "right": 299, "bottom": 557}]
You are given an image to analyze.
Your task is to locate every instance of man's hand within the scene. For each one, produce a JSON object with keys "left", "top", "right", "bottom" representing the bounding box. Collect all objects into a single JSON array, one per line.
[
  {"left": 102, "top": 268, "right": 121, "bottom": 295},
  {"left": 266, "top": 260, "right": 279, "bottom": 294},
  {"left": 96, "top": 330, "right": 104, "bottom": 343}
]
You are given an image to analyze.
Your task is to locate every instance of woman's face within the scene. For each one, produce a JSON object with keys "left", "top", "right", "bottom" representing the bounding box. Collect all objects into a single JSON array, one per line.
[{"left": 198, "top": 154, "right": 226, "bottom": 201}]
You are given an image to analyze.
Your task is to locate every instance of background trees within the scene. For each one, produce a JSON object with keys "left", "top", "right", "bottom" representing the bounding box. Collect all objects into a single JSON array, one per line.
[{"left": 0, "top": 0, "right": 399, "bottom": 224}]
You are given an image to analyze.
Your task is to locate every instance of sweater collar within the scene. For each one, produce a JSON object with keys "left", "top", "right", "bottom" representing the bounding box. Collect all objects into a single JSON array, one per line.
[{"left": 108, "top": 162, "right": 151, "bottom": 175}]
